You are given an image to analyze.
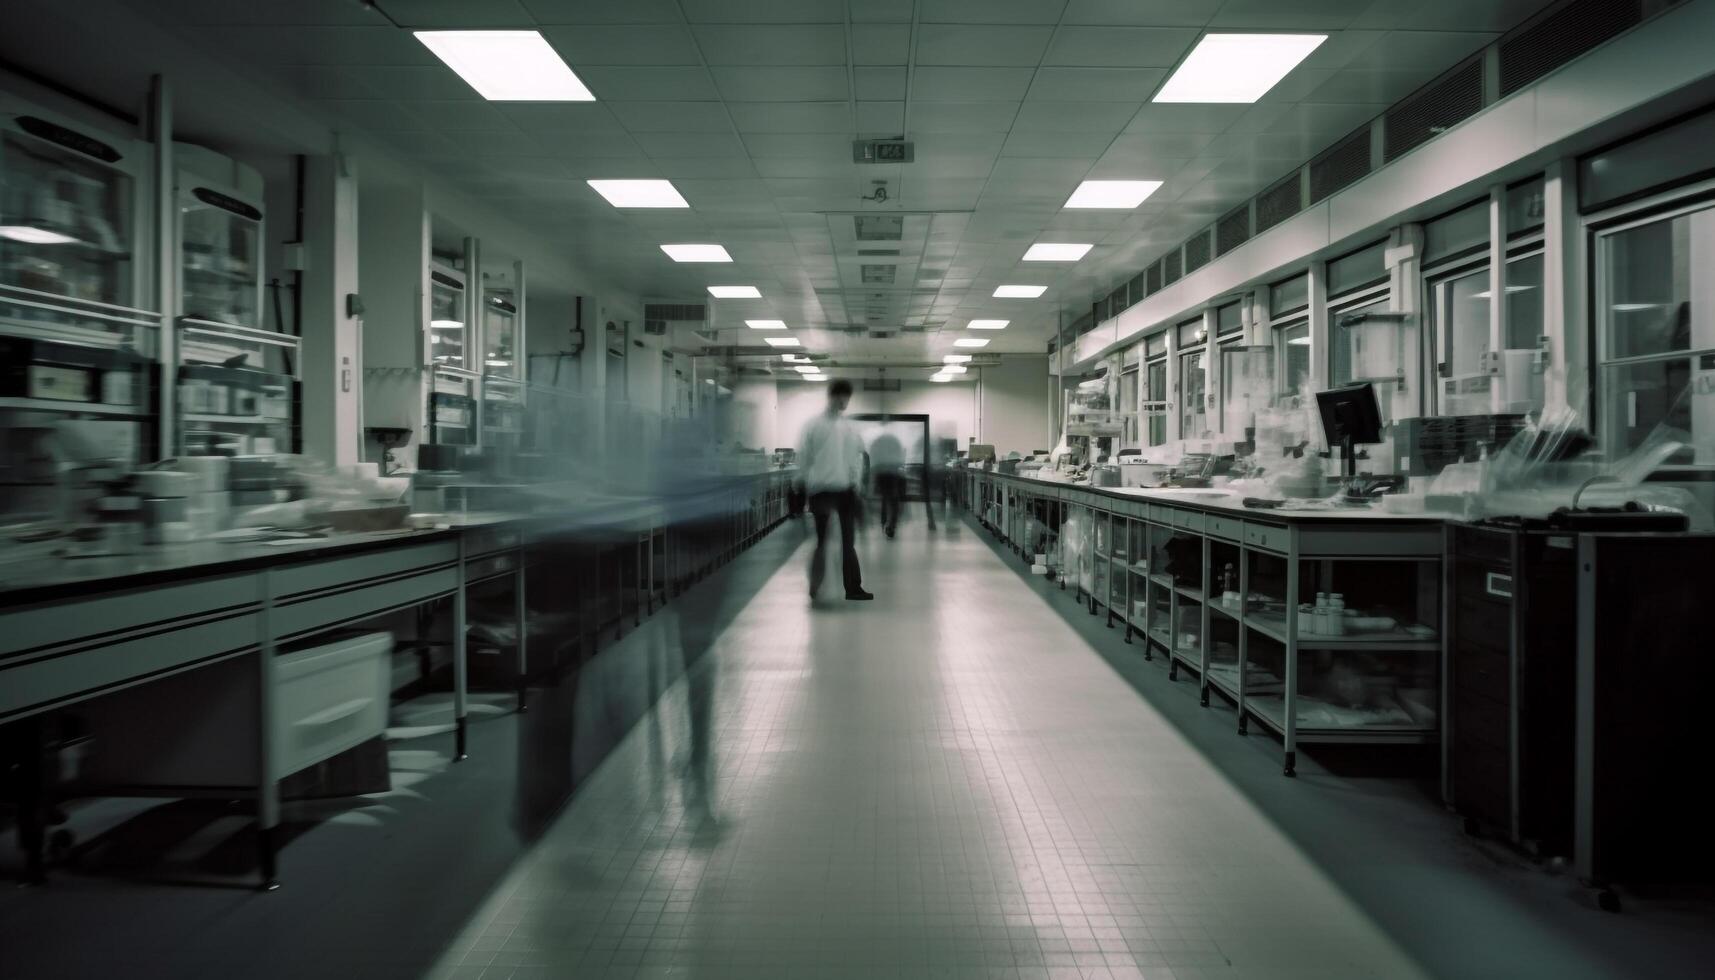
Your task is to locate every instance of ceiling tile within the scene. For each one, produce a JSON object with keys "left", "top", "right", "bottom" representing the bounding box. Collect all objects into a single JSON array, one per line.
[
  {"left": 741, "top": 134, "right": 854, "bottom": 162},
  {"left": 911, "top": 67, "right": 1037, "bottom": 102},
  {"left": 920, "top": 0, "right": 1067, "bottom": 24},
  {"left": 678, "top": 0, "right": 845, "bottom": 21},
  {"left": 501, "top": 103, "right": 630, "bottom": 134},
  {"left": 304, "top": 65, "right": 485, "bottom": 102},
  {"left": 381, "top": 0, "right": 534, "bottom": 27},
  {"left": 1124, "top": 104, "right": 1247, "bottom": 134},
  {"left": 541, "top": 25, "right": 702, "bottom": 65},
  {"left": 1356, "top": 0, "right": 1548, "bottom": 32},
  {"left": 908, "top": 102, "right": 1022, "bottom": 134},
  {"left": 1010, "top": 101, "right": 1138, "bottom": 134},
  {"left": 316, "top": 100, "right": 431, "bottom": 132},
  {"left": 609, "top": 101, "right": 735, "bottom": 133},
  {"left": 521, "top": 0, "right": 681, "bottom": 24},
  {"left": 1342, "top": 31, "right": 1495, "bottom": 71},
  {"left": 1000, "top": 131, "right": 1115, "bottom": 159},
  {"left": 692, "top": 25, "right": 847, "bottom": 65},
  {"left": 915, "top": 25, "right": 1055, "bottom": 66},
  {"left": 855, "top": 67, "right": 908, "bottom": 101},
  {"left": 630, "top": 131, "right": 749, "bottom": 157},
  {"left": 711, "top": 66, "right": 849, "bottom": 102},
  {"left": 1301, "top": 69, "right": 1435, "bottom": 105},
  {"left": 1208, "top": 0, "right": 1374, "bottom": 30},
  {"left": 191, "top": 25, "right": 435, "bottom": 65},
  {"left": 528, "top": 131, "right": 651, "bottom": 157},
  {"left": 416, "top": 101, "right": 524, "bottom": 132},
  {"left": 1043, "top": 27, "right": 1197, "bottom": 67},
  {"left": 856, "top": 102, "right": 906, "bottom": 134},
  {"left": 851, "top": 24, "right": 912, "bottom": 66},
  {"left": 578, "top": 67, "right": 720, "bottom": 101},
  {"left": 1061, "top": 0, "right": 1219, "bottom": 26},
  {"left": 643, "top": 157, "right": 759, "bottom": 179},
  {"left": 728, "top": 102, "right": 852, "bottom": 134},
  {"left": 851, "top": 0, "right": 916, "bottom": 23},
  {"left": 1026, "top": 68, "right": 1167, "bottom": 102},
  {"left": 1264, "top": 101, "right": 1383, "bottom": 139}
]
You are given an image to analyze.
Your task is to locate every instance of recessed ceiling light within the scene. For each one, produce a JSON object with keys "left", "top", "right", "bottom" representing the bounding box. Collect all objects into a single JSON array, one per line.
[
  {"left": 708, "top": 285, "right": 761, "bottom": 298},
  {"left": 994, "top": 285, "right": 1047, "bottom": 298},
  {"left": 794, "top": 365, "right": 820, "bottom": 374},
  {"left": 1024, "top": 243, "right": 1092, "bottom": 262},
  {"left": 763, "top": 336, "right": 800, "bottom": 347},
  {"left": 430, "top": 319, "right": 464, "bottom": 330},
  {"left": 746, "top": 319, "right": 787, "bottom": 330},
  {"left": 781, "top": 353, "right": 811, "bottom": 363},
  {"left": 944, "top": 354, "right": 972, "bottom": 364},
  {"left": 967, "top": 319, "right": 1009, "bottom": 330},
  {"left": 1153, "top": 33, "right": 1327, "bottom": 104},
  {"left": 661, "top": 243, "right": 732, "bottom": 263},
  {"left": 414, "top": 31, "right": 595, "bottom": 102},
  {"left": 941, "top": 364, "right": 968, "bottom": 374},
  {"left": 801, "top": 373, "right": 828, "bottom": 381},
  {"left": 954, "top": 338, "right": 989, "bottom": 348},
  {"left": 1064, "top": 180, "right": 1164, "bottom": 209},
  {"left": 587, "top": 179, "right": 687, "bottom": 208},
  {"left": 930, "top": 374, "right": 953, "bottom": 383}
]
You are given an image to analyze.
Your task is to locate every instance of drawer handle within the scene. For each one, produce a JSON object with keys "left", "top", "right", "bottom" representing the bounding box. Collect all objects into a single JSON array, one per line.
[{"left": 1486, "top": 572, "right": 1513, "bottom": 599}]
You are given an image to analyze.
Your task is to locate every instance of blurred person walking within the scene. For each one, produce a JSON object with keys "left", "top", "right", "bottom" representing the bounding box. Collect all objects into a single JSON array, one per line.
[
  {"left": 868, "top": 430, "right": 905, "bottom": 538},
  {"left": 798, "top": 379, "right": 873, "bottom": 601}
]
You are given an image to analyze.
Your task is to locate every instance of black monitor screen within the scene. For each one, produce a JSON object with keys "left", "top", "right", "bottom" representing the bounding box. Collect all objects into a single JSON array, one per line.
[{"left": 1315, "top": 383, "right": 1384, "bottom": 447}]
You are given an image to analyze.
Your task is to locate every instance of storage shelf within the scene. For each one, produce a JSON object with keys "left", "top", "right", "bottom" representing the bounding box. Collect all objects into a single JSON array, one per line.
[
  {"left": 1245, "top": 608, "right": 1438, "bottom": 651},
  {"left": 0, "top": 397, "right": 148, "bottom": 418},
  {"left": 1243, "top": 695, "right": 1436, "bottom": 742},
  {"left": 1209, "top": 599, "right": 1242, "bottom": 622},
  {"left": 1205, "top": 664, "right": 1239, "bottom": 698},
  {"left": 182, "top": 413, "right": 289, "bottom": 425}
]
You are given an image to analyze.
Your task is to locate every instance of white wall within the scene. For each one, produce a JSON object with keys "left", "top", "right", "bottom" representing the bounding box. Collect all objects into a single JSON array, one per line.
[{"left": 978, "top": 356, "right": 1053, "bottom": 455}]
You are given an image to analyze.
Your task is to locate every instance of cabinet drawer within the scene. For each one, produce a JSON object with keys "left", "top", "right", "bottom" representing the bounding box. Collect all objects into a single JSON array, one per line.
[
  {"left": 1171, "top": 509, "right": 1204, "bottom": 531},
  {"left": 1206, "top": 515, "right": 1242, "bottom": 541},
  {"left": 272, "top": 632, "right": 392, "bottom": 778},
  {"left": 1243, "top": 521, "right": 1289, "bottom": 553}
]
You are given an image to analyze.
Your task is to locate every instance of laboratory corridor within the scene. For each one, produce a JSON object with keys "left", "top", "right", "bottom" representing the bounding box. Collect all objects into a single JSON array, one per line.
[{"left": 424, "top": 515, "right": 1658, "bottom": 980}]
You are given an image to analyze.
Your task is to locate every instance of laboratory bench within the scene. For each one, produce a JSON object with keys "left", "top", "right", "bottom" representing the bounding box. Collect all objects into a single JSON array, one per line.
[{"left": 0, "top": 468, "right": 794, "bottom": 889}]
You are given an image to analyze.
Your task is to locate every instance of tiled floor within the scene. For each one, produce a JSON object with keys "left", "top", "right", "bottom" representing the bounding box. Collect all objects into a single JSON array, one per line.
[{"left": 427, "top": 518, "right": 1430, "bottom": 980}]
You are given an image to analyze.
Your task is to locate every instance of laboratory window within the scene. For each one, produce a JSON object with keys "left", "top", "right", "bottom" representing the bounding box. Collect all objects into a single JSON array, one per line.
[
  {"left": 1120, "top": 367, "right": 1140, "bottom": 446},
  {"left": 1180, "top": 346, "right": 1207, "bottom": 439},
  {"left": 1596, "top": 202, "right": 1715, "bottom": 464},
  {"left": 1275, "top": 320, "right": 1310, "bottom": 402},
  {"left": 1145, "top": 357, "right": 1167, "bottom": 447},
  {"left": 1271, "top": 272, "right": 1308, "bottom": 317},
  {"left": 1220, "top": 340, "right": 1271, "bottom": 435},
  {"left": 1428, "top": 252, "right": 1546, "bottom": 417}
]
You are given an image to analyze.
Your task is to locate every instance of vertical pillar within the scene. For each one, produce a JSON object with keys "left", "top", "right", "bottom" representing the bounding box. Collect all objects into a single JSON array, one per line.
[
  {"left": 299, "top": 153, "right": 362, "bottom": 466},
  {"left": 1488, "top": 183, "right": 1510, "bottom": 414},
  {"left": 1542, "top": 159, "right": 1582, "bottom": 414},
  {"left": 149, "top": 76, "right": 176, "bottom": 460},
  {"left": 1307, "top": 262, "right": 1330, "bottom": 394}
]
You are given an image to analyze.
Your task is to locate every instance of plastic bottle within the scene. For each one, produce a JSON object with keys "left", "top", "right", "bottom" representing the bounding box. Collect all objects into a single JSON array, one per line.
[
  {"left": 1329, "top": 593, "right": 1347, "bottom": 636},
  {"left": 1312, "top": 592, "right": 1329, "bottom": 635}
]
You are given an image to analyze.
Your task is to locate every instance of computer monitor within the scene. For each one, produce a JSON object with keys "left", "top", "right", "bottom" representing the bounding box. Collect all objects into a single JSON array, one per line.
[{"left": 1315, "top": 382, "right": 1384, "bottom": 494}]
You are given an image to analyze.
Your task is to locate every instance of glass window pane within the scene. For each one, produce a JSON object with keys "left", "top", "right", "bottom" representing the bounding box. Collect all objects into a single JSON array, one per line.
[
  {"left": 1602, "top": 357, "right": 1707, "bottom": 461},
  {"left": 1146, "top": 359, "right": 1167, "bottom": 446},
  {"left": 1328, "top": 240, "right": 1388, "bottom": 296},
  {"left": 1602, "top": 208, "right": 1715, "bottom": 360},
  {"left": 1270, "top": 272, "right": 1308, "bottom": 316},
  {"left": 1331, "top": 297, "right": 1390, "bottom": 388},
  {"left": 1221, "top": 343, "right": 1271, "bottom": 434},
  {"left": 1216, "top": 301, "right": 1243, "bottom": 336},
  {"left": 1177, "top": 317, "right": 1206, "bottom": 347},
  {"left": 1423, "top": 199, "right": 1487, "bottom": 264},
  {"left": 1181, "top": 349, "right": 1206, "bottom": 437},
  {"left": 1276, "top": 321, "right": 1310, "bottom": 400},
  {"left": 1, "top": 131, "right": 135, "bottom": 308},
  {"left": 1144, "top": 331, "right": 1168, "bottom": 358},
  {"left": 1121, "top": 368, "right": 1139, "bottom": 445},
  {"left": 1579, "top": 106, "right": 1715, "bottom": 212},
  {"left": 1508, "top": 176, "right": 1545, "bottom": 236}
]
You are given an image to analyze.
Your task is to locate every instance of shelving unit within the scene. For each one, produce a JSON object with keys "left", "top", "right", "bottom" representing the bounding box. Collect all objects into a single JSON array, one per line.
[{"left": 969, "top": 471, "right": 1445, "bottom": 776}]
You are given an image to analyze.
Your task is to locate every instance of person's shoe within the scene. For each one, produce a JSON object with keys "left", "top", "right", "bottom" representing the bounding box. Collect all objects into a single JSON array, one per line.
[{"left": 845, "top": 589, "right": 875, "bottom": 600}]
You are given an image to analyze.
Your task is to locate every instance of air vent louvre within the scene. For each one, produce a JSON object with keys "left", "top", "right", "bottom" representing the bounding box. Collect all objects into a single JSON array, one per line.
[
  {"left": 1383, "top": 57, "right": 1483, "bottom": 162},
  {"left": 1163, "top": 250, "right": 1182, "bottom": 286},
  {"left": 1501, "top": 0, "right": 1644, "bottom": 96},
  {"left": 1145, "top": 263, "right": 1161, "bottom": 294},
  {"left": 1310, "top": 127, "right": 1373, "bottom": 204},
  {"left": 857, "top": 247, "right": 901, "bottom": 256},
  {"left": 1255, "top": 174, "right": 1302, "bottom": 234},
  {"left": 1184, "top": 229, "right": 1212, "bottom": 274},
  {"left": 1128, "top": 271, "right": 1145, "bottom": 302},
  {"left": 1216, "top": 204, "right": 1251, "bottom": 255},
  {"left": 860, "top": 264, "right": 897, "bottom": 284},
  {"left": 643, "top": 303, "right": 706, "bottom": 321}
]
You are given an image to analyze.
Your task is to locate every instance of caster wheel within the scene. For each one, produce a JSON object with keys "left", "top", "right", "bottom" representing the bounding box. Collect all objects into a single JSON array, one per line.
[
  {"left": 1168, "top": 665, "right": 1178, "bottom": 681},
  {"left": 1199, "top": 691, "right": 1210, "bottom": 707},
  {"left": 1283, "top": 767, "right": 1297, "bottom": 778},
  {"left": 1597, "top": 890, "right": 1622, "bottom": 913}
]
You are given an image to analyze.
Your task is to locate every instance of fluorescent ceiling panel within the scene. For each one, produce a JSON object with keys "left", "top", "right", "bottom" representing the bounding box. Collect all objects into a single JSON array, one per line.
[
  {"left": 941, "top": 364, "right": 968, "bottom": 374},
  {"left": 1153, "top": 34, "right": 1327, "bottom": 104},
  {"left": 587, "top": 179, "right": 688, "bottom": 208},
  {"left": 793, "top": 365, "right": 820, "bottom": 374},
  {"left": 763, "top": 336, "right": 800, "bottom": 347},
  {"left": 994, "top": 285, "right": 1047, "bottom": 298},
  {"left": 781, "top": 353, "right": 811, "bottom": 362},
  {"left": 746, "top": 319, "right": 787, "bottom": 330},
  {"left": 0, "top": 225, "right": 80, "bottom": 244},
  {"left": 954, "top": 338, "right": 990, "bottom": 348},
  {"left": 943, "top": 354, "right": 973, "bottom": 363},
  {"left": 661, "top": 243, "right": 733, "bottom": 263},
  {"left": 1024, "top": 243, "right": 1092, "bottom": 262},
  {"left": 801, "top": 373, "right": 827, "bottom": 381},
  {"left": 930, "top": 374, "right": 953, "bottom": 383},
  {"left": 1064, "top": 179, "right": 1164, "bottom": 209},
  {"left": 431, "top": 319, "right": 464, "bottom": 330},
  {"left": 414, "top": 31, "right": 595, "bottom": 102},
  {"left": 708, "top": 285, "right": 761, "bottom": 298},
  {"left": 967, "top": 319, "right": 1009, "bottom": 330}
]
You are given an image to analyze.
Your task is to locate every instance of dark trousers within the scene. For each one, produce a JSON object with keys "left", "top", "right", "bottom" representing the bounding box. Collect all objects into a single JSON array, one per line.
[
  {"left": 875, "top": 471, "right": 904, "bottom": 533},
  {"left": 809, "top": 490, "right": 863, "bottom": 596}
]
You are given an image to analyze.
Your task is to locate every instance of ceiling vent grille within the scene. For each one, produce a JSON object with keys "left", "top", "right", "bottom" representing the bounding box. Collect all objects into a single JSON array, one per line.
[
  {"left": 868, "top": 330, "right": 896, "bottom": 339},
  {"left": 1163, "top": 250, "right": 1182, "bottom": 286},
  {"left": 1383, "top": 56, "right": 1484, "bottom": 163},
  {"left": 860, "top": 264, "right": 897, "bottom": 284},
  {"left": 1500, "top": 0, "right": 1644, "bottom": 97},
  {"left": 857, "top": 247, "right": 901, "bottom": 256},
  {"left": 853, "top": 214, "right": 903, "bottom": 241},
  {"left": 862, "top": 378, "right": 902, "bottom": 391},
  {"left": 1310, "top": 127, "right": 1373, "bottom": 204},
  {"left": 1255, "top": 174, "right": 1302, "bottom": 234},
  {"left": 1216, "top": 203, "right": 1251, "bottom": 255},
  {"left": 1184, "top": 228, "right": 1212, "bottom": 274},
  {"left": 1128, "top": 271, "right": 1145, "bottom": 302},
  {"left": 1145, "top": 262, "right": 1161, "bottom": 294},
  {"left": 643, "top": 302, "right": 705, "bottom": 322}
]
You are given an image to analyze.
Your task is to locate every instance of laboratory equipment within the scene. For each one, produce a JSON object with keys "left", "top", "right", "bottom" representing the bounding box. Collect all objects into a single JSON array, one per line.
[{"left": 1316, "top": 382, "right": 1385, "bottom": 503}]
